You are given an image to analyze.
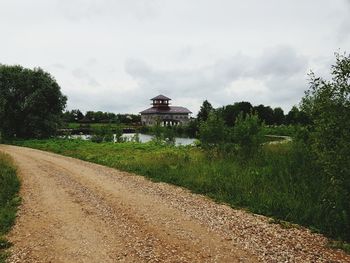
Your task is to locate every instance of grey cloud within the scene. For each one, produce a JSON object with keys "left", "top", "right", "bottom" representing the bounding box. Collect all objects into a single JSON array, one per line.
[
  {"left": 336, "top": 0, "right": 350, "bottom": 42},
  {"left": 56, "top": 0, "right": 159, "bottom": 21},
  {"left": 72, "top": 68, "right": 87, "bottom": 79},
  {"left": 72, "top": 68, "right": 100, "bottom": 87},
  {"left": 125, "top": 53, "right": 251, "bottom": 97},
  {"left": 86, "top": 58, "right": 98, "bottom": 67},
  {"left": 254, "top": 46, "right": 308, "bottom": 77},
  {"left": 51, "top": 63, "right": 66, "bottom": 70},
  {"left": 67, "top": 85, "right": 139, "bottom": 113},
  {"left": 125, "top": 46, "right": 309, "bottom": 112}
]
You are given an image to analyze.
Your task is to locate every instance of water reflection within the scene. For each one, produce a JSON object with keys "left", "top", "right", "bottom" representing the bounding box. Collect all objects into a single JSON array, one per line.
[{"left": 64, "top": 133, "right": 196, "bottom": 146}]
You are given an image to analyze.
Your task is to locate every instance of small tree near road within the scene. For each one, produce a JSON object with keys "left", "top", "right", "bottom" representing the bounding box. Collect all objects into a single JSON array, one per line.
[{"left": 301, "top": 52, "right": 350, "bottom": 240}]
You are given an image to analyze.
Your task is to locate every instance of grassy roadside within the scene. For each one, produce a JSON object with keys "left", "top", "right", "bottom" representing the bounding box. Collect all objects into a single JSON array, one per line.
[
  {"left": 13, "top": 138, "right": 348, "bottom": 244},
  {"left": 0, "top": 153, "right": 20, "bottom": 263}
]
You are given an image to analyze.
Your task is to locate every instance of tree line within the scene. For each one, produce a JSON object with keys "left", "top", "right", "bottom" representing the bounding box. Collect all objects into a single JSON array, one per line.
[
  {"left": 62, "top": 110, "right": 141, "bottom": 125},
  {"left": 197, "top": 100, "right": 309, "bottom": 126}
]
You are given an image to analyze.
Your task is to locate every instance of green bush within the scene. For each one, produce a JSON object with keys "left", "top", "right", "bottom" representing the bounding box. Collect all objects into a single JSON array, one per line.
[
  {"left": 232, "top": 113, "right": 263, "bottom": 159},
  {"left": 199, "top": 112, "right": 226, "bottom": 147},
  {"left": 262, "top": 124, "right": 299, "bottom": 137},
  {"left": 90, "top": 124, "right": 115, "bottom": 143}
]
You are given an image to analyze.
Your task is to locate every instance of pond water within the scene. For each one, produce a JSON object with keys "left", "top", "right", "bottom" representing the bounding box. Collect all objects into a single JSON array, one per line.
[{"left": 65, "top": 133, "right": 196, "bottom": 146}]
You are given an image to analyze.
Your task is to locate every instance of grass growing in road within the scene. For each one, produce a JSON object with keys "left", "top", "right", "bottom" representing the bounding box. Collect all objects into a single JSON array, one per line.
[
  {"left": 0, "top": 152, "right": 20, "bottom": 262},
  {"left": 13, "top": 138, "right": 344, "bottom": 243}
]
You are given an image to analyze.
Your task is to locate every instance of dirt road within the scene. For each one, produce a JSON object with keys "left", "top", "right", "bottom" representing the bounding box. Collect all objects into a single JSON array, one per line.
[{"left": 1, "top": 145, "right": 349, "bottom": 263}]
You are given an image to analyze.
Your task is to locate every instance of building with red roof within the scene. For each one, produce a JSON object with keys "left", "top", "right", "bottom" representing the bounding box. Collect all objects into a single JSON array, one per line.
[{"left": 140, "top": 95, "right": 192, "bottom": 126}]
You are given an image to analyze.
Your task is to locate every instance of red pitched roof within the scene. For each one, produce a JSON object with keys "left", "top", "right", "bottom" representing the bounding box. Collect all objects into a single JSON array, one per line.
[{"left": 140, "top": 106, "right": 192, "bottom": 114}]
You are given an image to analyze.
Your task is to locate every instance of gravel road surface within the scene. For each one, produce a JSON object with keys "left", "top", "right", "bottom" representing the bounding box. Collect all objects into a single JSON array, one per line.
[{"left": 0, "top": 145, "right": 349, "bottom": 262}]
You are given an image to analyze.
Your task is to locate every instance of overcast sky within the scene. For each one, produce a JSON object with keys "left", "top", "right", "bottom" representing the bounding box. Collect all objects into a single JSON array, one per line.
[{"left": 1, "top": 0, "right": 350, "bottom": 115}]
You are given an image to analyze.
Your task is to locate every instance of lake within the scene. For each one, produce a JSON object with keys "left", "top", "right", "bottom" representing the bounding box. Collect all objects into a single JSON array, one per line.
[{"left": 66, "top": 133, "right": 196, "bottom": 146}]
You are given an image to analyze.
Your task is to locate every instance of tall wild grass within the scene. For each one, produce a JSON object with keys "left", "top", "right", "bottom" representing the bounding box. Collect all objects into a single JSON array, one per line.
[{"left": 0, "top": 152, "right": 20, "bottom": 262}]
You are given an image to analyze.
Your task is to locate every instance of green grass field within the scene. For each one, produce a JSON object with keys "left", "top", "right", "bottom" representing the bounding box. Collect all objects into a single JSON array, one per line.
[
  {"left": 14, "top": 138, "right": 344, "bottom": 242},
  {"left": 0, "top": 153, "right": 20, "bottom": 262}
]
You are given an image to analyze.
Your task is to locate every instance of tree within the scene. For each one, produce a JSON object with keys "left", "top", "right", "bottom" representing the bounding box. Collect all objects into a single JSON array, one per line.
[
  {"left": 0, "top": 65, "right": 67, "bottom": 138},
  {"left": 301, "top": 52, "right": 350, "bottom": 240},
  {"left": 286, "top": 106, "right": 299, "bottom": 124},
  {"left": 62, "top": 109, "right": 84, "bottom": 122},
  {"left": 218, "top": 101, "right": 253, "bottom": 127},
  {"left": 272, "top": 107, "right": 285, "bottom": 125},
  {"left": 199, "top": 112, "right": 226, "bottom": 146},
  {"left": 286, "top": 106, "right": 310, "bottom": 125},
  {"left": 253, "top": 104, "right": 274, "bottom": 125},
  {"left": 232, "top": 113, "right": 263, "bottom": 158},
  {"left": 197, "top": 100, "right": 213, "bottom": 122}
]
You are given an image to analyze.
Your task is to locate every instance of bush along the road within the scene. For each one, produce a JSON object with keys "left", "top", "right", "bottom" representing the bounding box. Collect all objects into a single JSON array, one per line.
[{"left": 0, "top": 152, "right": 20, "bottom": 262}]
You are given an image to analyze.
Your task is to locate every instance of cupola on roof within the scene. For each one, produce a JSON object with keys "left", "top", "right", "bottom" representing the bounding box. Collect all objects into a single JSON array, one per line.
[{"left": 150, "top": 95, "right": 171, "bottom": 100}]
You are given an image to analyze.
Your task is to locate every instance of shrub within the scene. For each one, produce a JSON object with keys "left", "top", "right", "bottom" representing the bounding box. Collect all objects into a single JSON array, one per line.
[
  {"left": 232, "top": 113, "right": 263, "bottom": 159},
  {"left": 90, "top": 125, "right": 114, "bottom": 143},
  {"left": 199, "top": 112, "right": 226, "bottom": 147}
]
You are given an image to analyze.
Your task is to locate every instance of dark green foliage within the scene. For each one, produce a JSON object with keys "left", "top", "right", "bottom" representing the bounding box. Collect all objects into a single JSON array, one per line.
[
  {"left": 62, "top": 109, "right": 84, "bottom": 122},
  {"left": 262, "top": 124, "right": 301, "bottom": 137},
  {"left": 199, "top": 112, "right": 226, "bottom": 147},
  {"left": 163, "top": 127, "right": 176, "bottom": 145},
  {"left": 149, "top": 124, "right": 177, "bottom": 145},
  {"left": 253, "top": 104, "right": 274, "bottom": 125},
  {"left": 197, "top": 100, "right": 213, "bottom": 122},
  {"left": 285, "top": 106, "right": 310, "bottom": 125},
  {"left": 301, "top": 52, "right": 350, "bottom": 241},
  {"left": 0, "top": 65, "right": 67, "bottom": 138},
  {"left": 231, "top": 113, "right": 263, "bottom": 158},
  {"left": 63, "top": 110, "right": 141, "bottom": 125},
  {"left": 0, "top": 153, "right": 20, "bottom": 261},
  {"left": 183, "top": 119, "right": 199, "bottom": 138},
  {"left": 217, "top": 101, "right": 253, "bottom": 127},
  {"left": 90, "top": 124, "right": 116, "bottom": 143},
  {"left": 272, "top": 107, "right": 285, "bottom": 125},
  {"left": 116, "top": 113, "right": 141, "bottom": 125}
]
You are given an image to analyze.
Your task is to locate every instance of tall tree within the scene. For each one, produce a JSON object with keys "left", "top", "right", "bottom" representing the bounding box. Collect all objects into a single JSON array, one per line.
[
  {"left": 0, "top": 65, "right": 67, "bottom": 138},
  {"left": 273, "top": 107, "right": 285, "bottom": 125},
  {"left": 253, "top": 104, "right": 274, "bottom": 125},
  {"left": 286, "top": 106, "right": 310, "bottom": 125},
  {"left": 197, "top": 100, "right": 213, "bottom": 122},
  {"left": 218, "top": 101, "right": 253, "bottom": 127},
  {"left": 286, "top": 106, "right": 300, "bottom": 124}
]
